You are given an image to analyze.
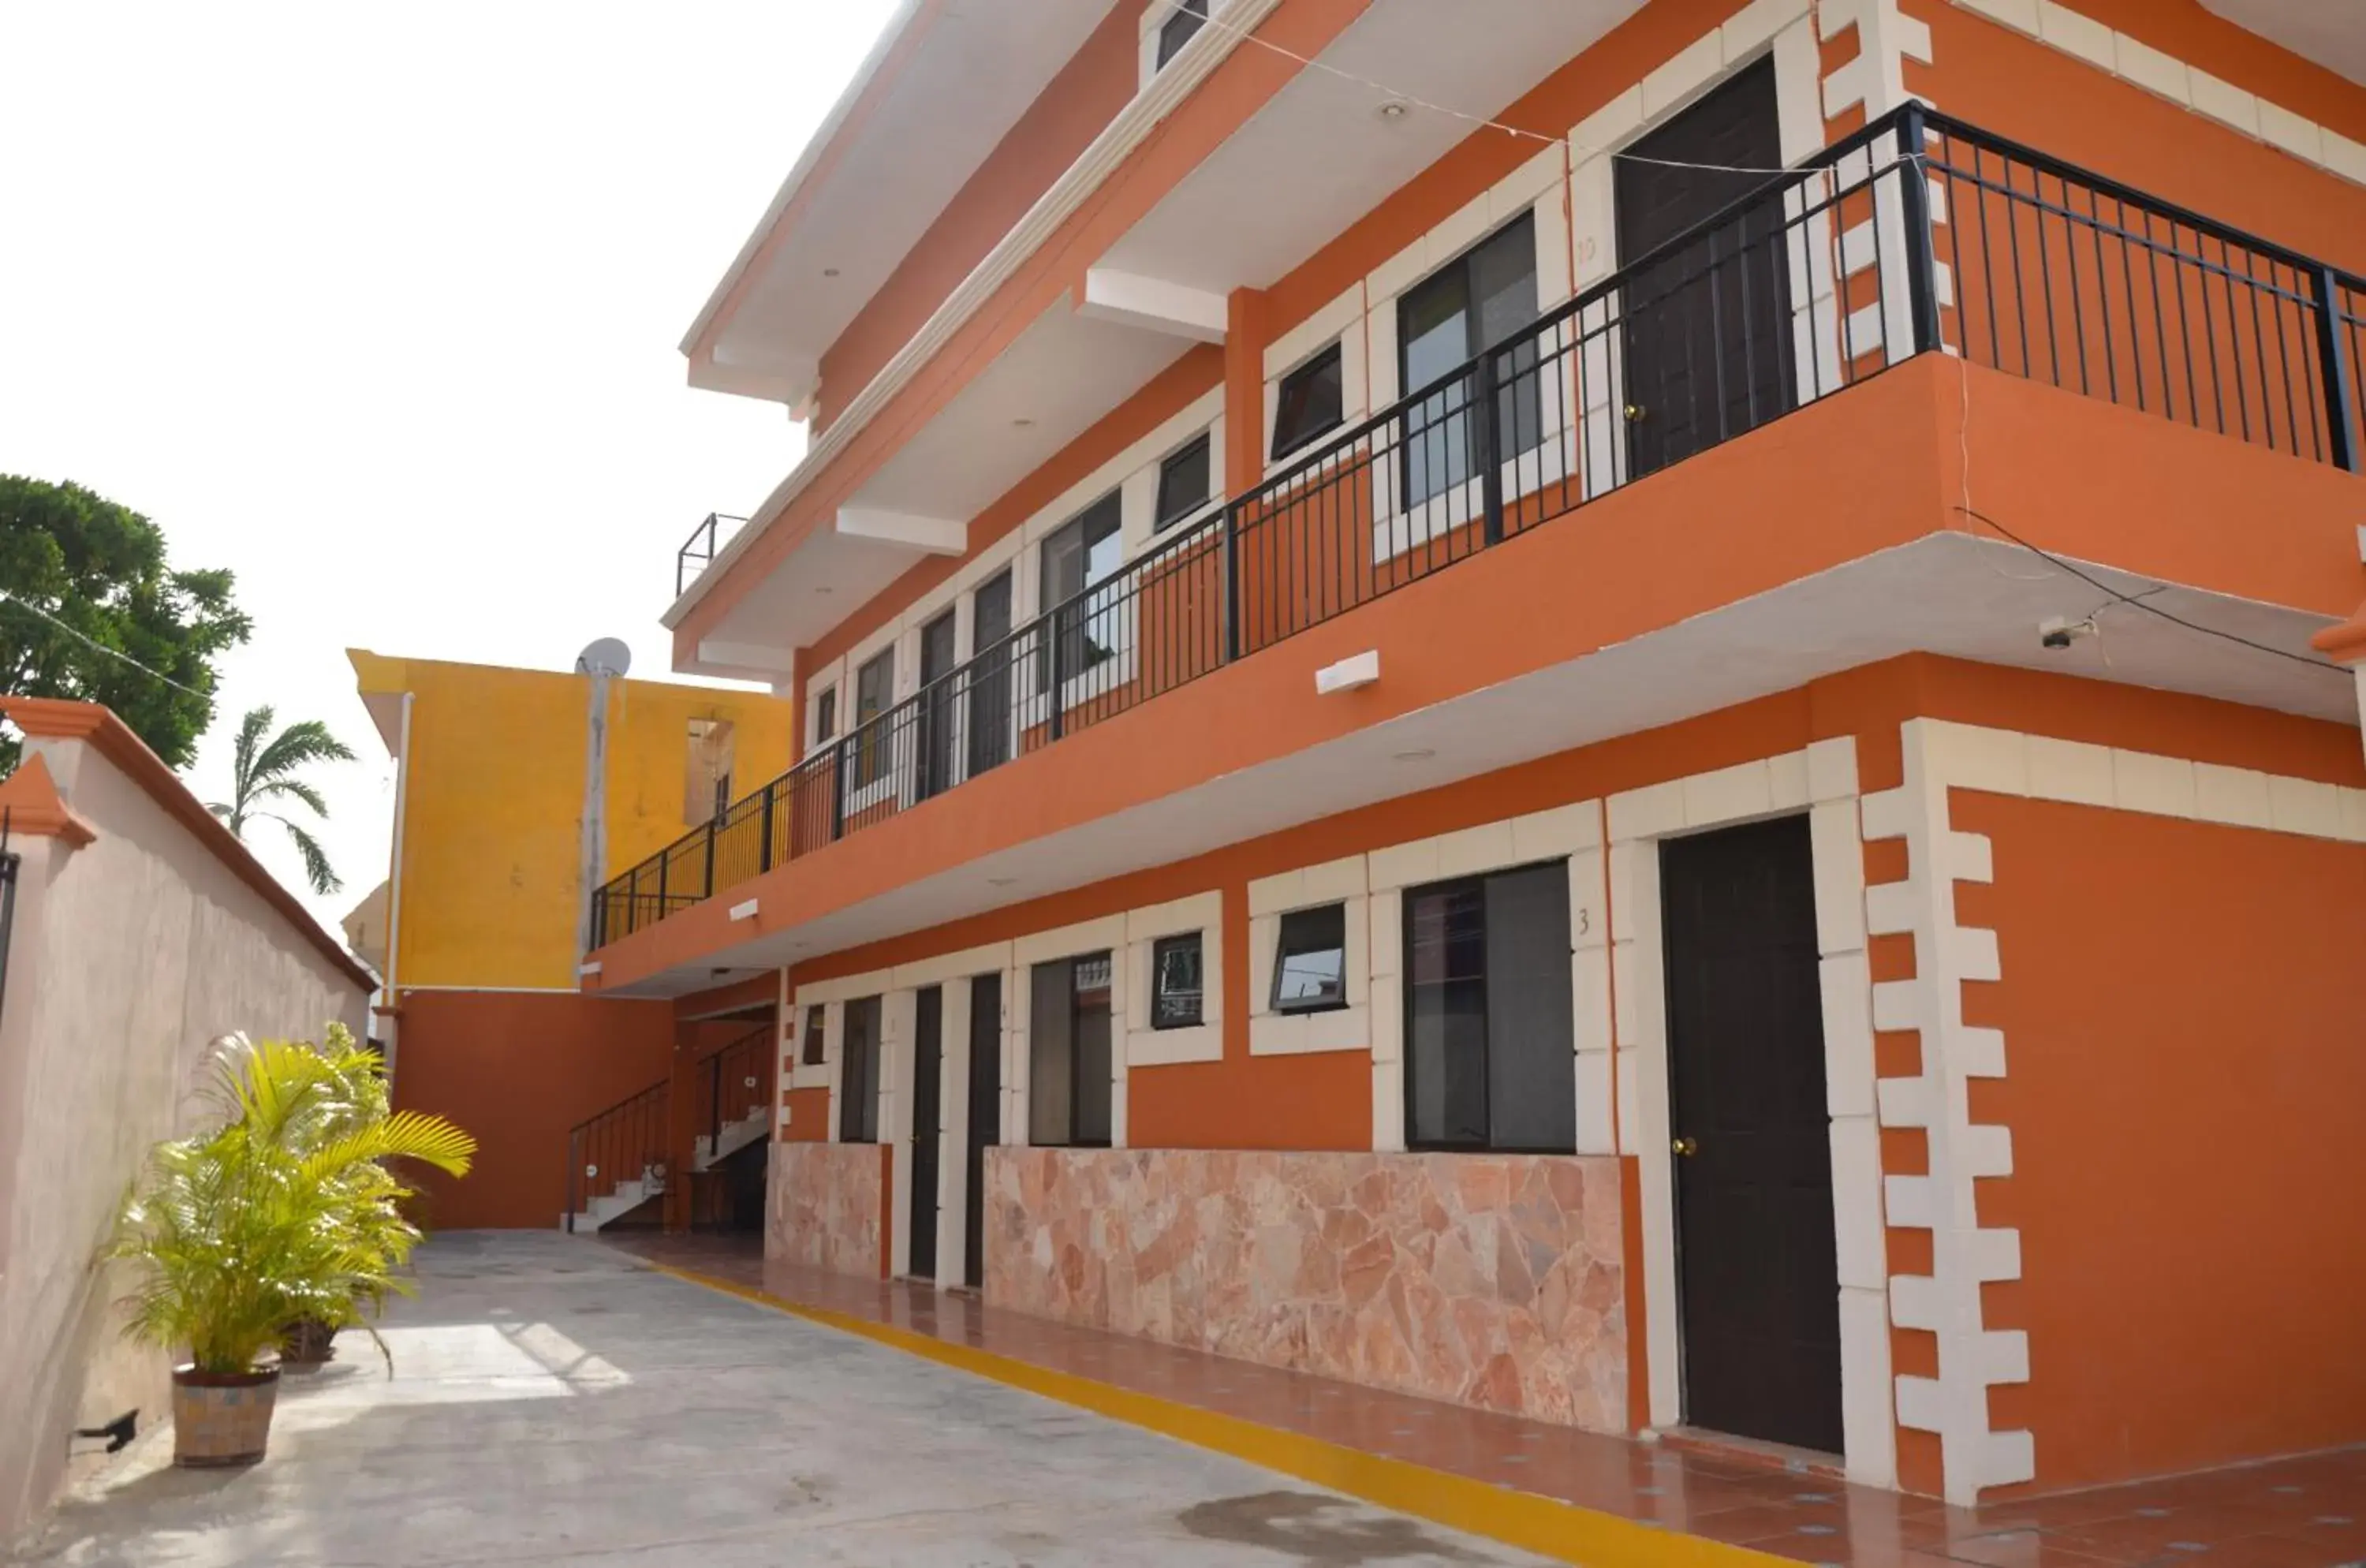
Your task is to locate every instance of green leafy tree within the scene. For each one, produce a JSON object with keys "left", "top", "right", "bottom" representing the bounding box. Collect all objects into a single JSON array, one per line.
[
  {"left": 0, "top": 475, "right": 251, "bottom": 774},
  {"left": 209, "top": 706, "right": 356, "bottom": 895}
]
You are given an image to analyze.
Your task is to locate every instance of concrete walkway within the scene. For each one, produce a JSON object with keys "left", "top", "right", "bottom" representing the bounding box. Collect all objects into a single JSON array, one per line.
[{"left": 12, "top": 1233, "right": 1556, "bottom": 1567}]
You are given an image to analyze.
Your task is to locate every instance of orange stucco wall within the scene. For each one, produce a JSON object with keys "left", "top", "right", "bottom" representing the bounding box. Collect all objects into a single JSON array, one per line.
[
  {"left": 1954, "top": 793, "right": 2366, "bottom": 1491},
  {"left": 707, "top": 0, "right": 2366, "bottom": 750},
  {"left": 781, "top": 1085, "right": 833, "bottom": 1143},
  {"left": 1920, "top": 1, "right": 2366, "bottom": 274},
  {"left": 676, "top": 0, "right": 1391, "bottom": 665},
  {"left": 392, "top": 991, "right": 675, "bottom": 1230},
  {"left": 756, "top": 651, "right": 2361, "bottom": 1494},
  {"left": 676, "top": 0, "right": 2366, "bottom": 1495},
  {"left": 611, "top": 354, "right": 2366, "bottom": 995},
  {"left": 1256, "top": 0, "right": 1750, "bottom": 342},
  {"left": 2074, "top": 0, "right": 2366, "bottom": 144},
  {"left": 764, "top": 0, "right": 1782, "bottom": 679},
  {"left": 785, "top": 654, "right": 2360, "bottom": 1155},
  {"left": 800, "top": 345, "right": 1224, "bottom": 691}
]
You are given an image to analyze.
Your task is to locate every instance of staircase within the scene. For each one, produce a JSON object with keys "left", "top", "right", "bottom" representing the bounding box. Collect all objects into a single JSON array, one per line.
[
  {"left": 692, "top": 1025, "right": 774, "bottom": 1170},
  {"left": 562, "top": 1024, "right": 775, "bottom": 1234},
  {"left": 694, "top": 1107, "right": 771, "bottom": 1169},
  {"left": 564, "top": 1080, "right": 670, "bottom": 1234}
]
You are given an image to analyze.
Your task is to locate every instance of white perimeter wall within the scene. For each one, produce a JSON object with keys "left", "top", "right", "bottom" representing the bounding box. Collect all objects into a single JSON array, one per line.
[{"left": 0, "top": 730, "right": 371, "bottom": 1547}]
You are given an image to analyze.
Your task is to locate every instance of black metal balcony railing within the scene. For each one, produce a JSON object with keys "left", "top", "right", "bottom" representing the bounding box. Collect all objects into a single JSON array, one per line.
[
  {"left": 677, "top": 512, "right": 748, "bottom": 599},
  {"left": 595, "top": 102, "right": 2365, "bottom": 949}
]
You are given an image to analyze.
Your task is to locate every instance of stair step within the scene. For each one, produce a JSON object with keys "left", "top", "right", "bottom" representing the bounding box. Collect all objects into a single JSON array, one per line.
[{"left": 693, "top": 1111, "right": 771, "bottom": 1170}]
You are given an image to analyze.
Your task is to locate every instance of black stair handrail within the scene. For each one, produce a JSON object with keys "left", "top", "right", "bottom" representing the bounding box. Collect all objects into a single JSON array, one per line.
[
  {"left": 701, "top": 1023, "right": 776, "bottom": 1155},
  {"left": 563, "top": 1077, "right": 670, "bottom": 1234}
]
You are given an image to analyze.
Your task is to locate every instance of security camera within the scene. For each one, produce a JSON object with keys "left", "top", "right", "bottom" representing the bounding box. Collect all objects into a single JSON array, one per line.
[{"left": 2038, "top": 614, "right": 2095, "bottom": 651}]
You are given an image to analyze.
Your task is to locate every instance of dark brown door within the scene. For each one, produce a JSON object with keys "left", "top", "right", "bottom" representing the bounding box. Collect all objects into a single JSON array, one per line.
[
  {"left": 962, "top": 973, "right": 1002, "bottom": 1290},
  {"left": 916, "top": 610, "right": 958, "bottom": 801},
  {"left": 909, "top": 986, "right": 943, "bottom": 1279},
  {"left": 967, "top": 572, "right": 1013, "bottom": 778},
  {"left": 1614, "top": 57, "right": 1794, "bottom": 480},
  {"left": 1661, "top": 815, "right": 1842, "bottom": 1454}
]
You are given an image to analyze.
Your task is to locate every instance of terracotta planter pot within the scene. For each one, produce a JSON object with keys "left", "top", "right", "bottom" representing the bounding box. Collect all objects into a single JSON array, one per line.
[{"left": 171, "top": 1365, "right": 281, "bottom": 1468}]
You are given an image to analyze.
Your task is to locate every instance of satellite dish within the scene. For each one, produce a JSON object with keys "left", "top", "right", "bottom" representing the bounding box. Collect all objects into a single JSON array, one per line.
[{"left": 576, "top": 637, "right": 633, "bottom": 678}]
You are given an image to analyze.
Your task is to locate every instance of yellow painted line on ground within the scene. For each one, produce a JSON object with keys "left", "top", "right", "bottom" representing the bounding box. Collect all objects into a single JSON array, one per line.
[{"left": 646, "top": 1260, "right": 1789, "bottom": 1568}]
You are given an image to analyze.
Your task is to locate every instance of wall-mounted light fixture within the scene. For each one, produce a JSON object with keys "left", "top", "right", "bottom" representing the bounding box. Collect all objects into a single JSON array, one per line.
[{"left": 1315, "top": 650, "right": 1379, "bottom": 696}]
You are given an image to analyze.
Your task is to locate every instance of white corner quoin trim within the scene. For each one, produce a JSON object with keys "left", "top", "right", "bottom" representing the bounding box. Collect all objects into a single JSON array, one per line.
[{"left": 1599, "top": 740, "right": 1901, "bottom": 1491}]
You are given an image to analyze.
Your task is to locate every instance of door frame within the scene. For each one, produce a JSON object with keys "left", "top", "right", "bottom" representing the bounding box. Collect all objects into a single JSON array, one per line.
[
  {"left": 867, "top": 943, "right": 1018, "bottom": 1288},
  {"left": 1567, "top": 18, "right": 1829, "bottom": 495},
  {"left": 1656, "top": 812, "right": 1842, "bottom": 1454},
  {"left": 907, "top": 986, "right": 946, "bottom": 1278},
  {"left": 1606, "top": 741, "right": 1894, "bottom": 1488}
]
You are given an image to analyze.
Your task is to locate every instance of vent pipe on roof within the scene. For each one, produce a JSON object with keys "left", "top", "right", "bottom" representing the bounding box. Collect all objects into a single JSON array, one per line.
[{"left": 576, "top": 640, "right": 632, "bottom": 958}]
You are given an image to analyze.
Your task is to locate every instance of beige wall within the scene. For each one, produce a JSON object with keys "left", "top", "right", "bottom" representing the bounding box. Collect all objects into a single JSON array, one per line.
[{"left": 0, "top": 729, "right": 371, "bottom": 1547}]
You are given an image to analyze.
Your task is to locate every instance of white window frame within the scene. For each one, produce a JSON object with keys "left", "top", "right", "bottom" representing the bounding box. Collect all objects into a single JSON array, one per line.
[
  {"left": 1246, "top": 855, "right": 1369, "bottom": 1057},
  {"left": 1124, "top": 891, "right": 1223, "bottom": 1066},
  {"left": 1010, "top": 915, "right": 1131, "bottom": 1148},
  {"left": 1363, "top": 177, "right": 1576, "bottom": 563}
]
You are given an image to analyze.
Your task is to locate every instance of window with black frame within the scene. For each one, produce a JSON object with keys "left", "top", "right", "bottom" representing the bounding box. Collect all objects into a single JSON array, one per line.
[
  {"left": 1398, "top": 211, "right": 1542, "bottom": 509},
  {"left": 1404, "top": 861, "right": 1574, "bottom": 1152},
  {"left": 851, "top": 649, "right": 893, "bottom": 790},
  {"left": 1038, "top": 491, "right": 1123, "bottom": 696},
  {"left": 1028, "top": 953, "right": 1113, "bottom": 1147},
  {"left": 1151, "top": 933, "right": 1204, "bottom": 1029},
  {"left": 800, "top": 1005, "right": 827, "bottom": 1066},
  {"left": 1270, "top": 343, "right": 1345, "bottom": 461},
  {"left": 1154, "top": 433, "right": 1211, "bottom": 532},
  {"left": 1271, "top": 904, "right": 1348, "bottom": 1014},
  {"left": 813, "top": 686, "right": 838, "bottom": 744},
  {"left": 1154, "top": 0, "right": 1207, "bottom": 69},
  {"left": 838, "top": 995, "right": 882, "bottom": 1142}
]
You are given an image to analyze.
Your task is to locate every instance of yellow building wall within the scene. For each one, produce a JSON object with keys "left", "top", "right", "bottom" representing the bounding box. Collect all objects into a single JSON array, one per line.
[{"left": 351, "top": 651, "right": 793, "bottom": 991}]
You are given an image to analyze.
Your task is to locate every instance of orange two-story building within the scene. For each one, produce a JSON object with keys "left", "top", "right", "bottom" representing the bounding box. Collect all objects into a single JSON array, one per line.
[{"left": 581, "top": 0, "right": 2366, "bottom": 1508}]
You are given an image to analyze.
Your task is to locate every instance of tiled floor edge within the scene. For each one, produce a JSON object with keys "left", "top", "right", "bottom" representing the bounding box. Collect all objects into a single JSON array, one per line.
[{"left": 641, "top": 1260, "right": 1791, "bottom": 1568}]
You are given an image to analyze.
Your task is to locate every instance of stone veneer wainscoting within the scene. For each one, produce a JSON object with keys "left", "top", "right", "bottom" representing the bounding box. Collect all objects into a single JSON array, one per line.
[
  {"left": 766, "top": 1142, "right": 890, "bottom": 1278},
  {"left": 984, "top": 1148, "right": 1630, "bottom": 1428}
]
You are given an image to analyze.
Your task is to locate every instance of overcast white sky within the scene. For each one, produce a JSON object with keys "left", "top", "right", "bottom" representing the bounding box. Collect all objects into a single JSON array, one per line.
[{"left": 0, "top": 2, "right": 899, "bottom": 931}]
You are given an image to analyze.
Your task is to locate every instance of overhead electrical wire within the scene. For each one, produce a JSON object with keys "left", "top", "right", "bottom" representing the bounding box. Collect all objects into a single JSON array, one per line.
[
  {"left": 1144, "top": 0, "right": 1810, "bottom": 176},
  {"left": 0, "top": 588, "right": 215, "bottom": 698},
  {"left": 1947, "top": 349, "right": 2344, "bottom": 678},
  {"left": 1955, "top": 506, "right": 2349, "bottom": 676}
]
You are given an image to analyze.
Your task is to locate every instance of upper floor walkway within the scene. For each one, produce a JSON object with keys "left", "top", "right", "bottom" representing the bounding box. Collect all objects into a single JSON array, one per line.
[
  {"left": 585, "top": 95, "right": 2366, "bottom": 991},
  {"left": 662, "top": 0, "right": 2366, "bottom": 689}
]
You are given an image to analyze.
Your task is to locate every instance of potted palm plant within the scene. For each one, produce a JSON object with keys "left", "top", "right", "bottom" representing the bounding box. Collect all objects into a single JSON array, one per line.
[{"left": 109, "top": 1026, "right": 473, "bottom": 1466}]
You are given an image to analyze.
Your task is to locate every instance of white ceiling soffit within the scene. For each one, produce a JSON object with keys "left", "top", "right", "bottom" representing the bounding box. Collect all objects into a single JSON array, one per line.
[
  {"left": 696, "top": 527, "right": 937, "bottom": 669},
  {"left": 688, "top": 301, "right": 1193, "bottom": 675},
  {"left": 684, "top": 0, "right": 1117, "bottom": 403},
  {"left": 849, "top": 301, "right": 1195, "bottom": 521},
  {"left": 663, "top": 0, "right": 1283, "bottom": 633},
  {"left": 1098, "top": 0, "right": 1648, "bottom": 293},
  {"left": 611, "top": 534, "right": 2350, "bottom": 994},
  {"left": 2198, "top": 0, "right": 2366, "bottom": 88}
]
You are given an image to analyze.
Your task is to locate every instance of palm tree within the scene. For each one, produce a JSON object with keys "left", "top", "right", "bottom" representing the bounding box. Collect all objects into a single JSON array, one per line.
[
  {"left": 209, "top": 705, "right": 355, "bottom": 894},
  {"left": 110, "top": 1025, "right": 476, "bottom": 1377}
]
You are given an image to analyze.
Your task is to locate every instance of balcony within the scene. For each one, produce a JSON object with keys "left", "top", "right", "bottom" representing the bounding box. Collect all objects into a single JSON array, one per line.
[
  {"left": 676, "top": 512, "right": 749, "bottom": 599},
  {"left": 593, "top": 101, "right": 2366, "bottom": 952}
]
